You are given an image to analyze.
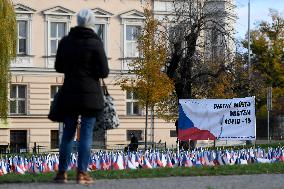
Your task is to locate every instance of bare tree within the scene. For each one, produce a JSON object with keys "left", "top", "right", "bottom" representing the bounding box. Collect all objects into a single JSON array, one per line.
[
  {"left": 155, "top": 0, "right": 236, "bottom": 148},
  {"left": 164, "top": 0, "right": 236, "bottom": 99}
]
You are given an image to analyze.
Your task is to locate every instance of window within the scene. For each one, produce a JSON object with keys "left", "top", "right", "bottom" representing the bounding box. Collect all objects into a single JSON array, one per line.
[
  {"left": 17, "top": 21, "right": 27, "bottom": 54},
  {"left": 120, "top": 10, "right": 144, "bottom": 59},
  {"left": 126, "top": 91, "right": 142, "bottom": 115},
  {"left": 43, "top": 6, "right": 74, "bottom": 62},
  {"left": 10, "top": 130, "right": 27, "bottom": 153},
  {"left": 154, "top": 1, "right": 174, "bottom": 12},
  {"left": 94, "top": 24, "right": 105, "bottom": 47},
  {"left": 51, "top": 130, "right": 59, "bottom": 149},
  {"left": 50, "top": 22, "right": 66, "bottom": 55},
  {"left": 92, "top": 8, "right": 113, "bottom": 56},
  {"left": 120, "top": 10, "right": 144, "bottom": 69},
  {"left": 10, "top": 85, "right": 27, "bottom": 115},
  {"left": 93, "top": 128, "right": 106, "bottom": 148},
  {"left": 125, "top": 25, "right": 141, "bottom": 57},
  {"left": 209, "top": 27, "right": 225, "bottom": 58},
  {"left": 14, "top": 4, "right": 36, "bottom": 57},
  {"left": 168, "top": 26, "right": 188, "bottom": 57},
  {"left": 50, "top": 85, "right": 61, "bottom": 105},
  {"left": 170, "top": 130, "right": 177, "bottom": 137},
  {"left": 211, "top": 28, "right": 219, "bottom": 58},
  {"left": 126, "top": 130, "right": 143, "bottom": 141}
]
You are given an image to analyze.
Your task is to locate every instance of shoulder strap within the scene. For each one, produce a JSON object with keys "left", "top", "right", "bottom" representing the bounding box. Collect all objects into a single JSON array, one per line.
[{"left": 101, "top": 79, "right": 109, "bottom": 96}]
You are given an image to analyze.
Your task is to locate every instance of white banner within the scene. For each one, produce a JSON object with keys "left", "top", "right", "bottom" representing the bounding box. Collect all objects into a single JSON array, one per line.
[{"left": 178, "top": 97, "right": 256, "bottom": 140}]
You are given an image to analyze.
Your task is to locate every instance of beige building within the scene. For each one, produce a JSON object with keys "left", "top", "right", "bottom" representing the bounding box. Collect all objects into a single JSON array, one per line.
[
  {"left": 153, "top": 0, "right": 236, "bottom": 60},
  {"left": 0, "top": 0, "right": 236, "bottom": 153},
  {"left": 0, "top": 0, "right": 178, "bottom": 153}
]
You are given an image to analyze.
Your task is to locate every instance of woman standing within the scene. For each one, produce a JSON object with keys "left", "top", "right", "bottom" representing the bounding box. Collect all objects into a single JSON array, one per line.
[{"left": 53, "top": 9, "right": 109, "bottom": 184}]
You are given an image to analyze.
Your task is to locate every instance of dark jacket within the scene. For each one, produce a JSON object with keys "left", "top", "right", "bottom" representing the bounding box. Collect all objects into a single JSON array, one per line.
[
  {"left": 130, "top": 136, "right": 138, "bottom": 150},
  {"left": 55, "top": 26, "right": 109, "bottom": 116}
]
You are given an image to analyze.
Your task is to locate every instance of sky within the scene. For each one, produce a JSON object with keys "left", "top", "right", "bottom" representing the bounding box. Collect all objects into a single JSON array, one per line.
[{"left": 235, "top": 0, "right": 284, "bottom": 39}]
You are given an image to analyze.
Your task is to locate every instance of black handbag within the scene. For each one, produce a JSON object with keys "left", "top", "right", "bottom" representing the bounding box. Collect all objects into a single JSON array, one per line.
[
  {"left": 95, "top": 80, "right": 119, "bottom": 130},
  {"left": 48, "top": 88, "right": 64, "bottom": 122}
]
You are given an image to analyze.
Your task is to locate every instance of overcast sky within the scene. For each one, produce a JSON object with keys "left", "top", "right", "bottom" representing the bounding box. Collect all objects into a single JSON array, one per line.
[{"left": 236, "top": 0, "right": 284, "bottom": 39}]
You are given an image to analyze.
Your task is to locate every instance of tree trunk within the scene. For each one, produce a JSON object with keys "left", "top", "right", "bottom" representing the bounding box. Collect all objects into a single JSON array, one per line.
[
  {"left": 145, "top": 101, "right": 149, "bottom": 150},
  {"left": 150, "top": 106, "right": 154, "bottom": 148}
]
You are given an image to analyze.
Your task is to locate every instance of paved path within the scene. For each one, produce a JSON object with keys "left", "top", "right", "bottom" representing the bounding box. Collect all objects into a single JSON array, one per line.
[{"left": 1, "top": 174, "right": 284, "bottom": 189}]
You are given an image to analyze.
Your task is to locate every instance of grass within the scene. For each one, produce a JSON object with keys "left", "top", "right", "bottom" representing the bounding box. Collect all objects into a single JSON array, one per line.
[{"left": 0, "top": 162, "right": 284, "bottom": 184}]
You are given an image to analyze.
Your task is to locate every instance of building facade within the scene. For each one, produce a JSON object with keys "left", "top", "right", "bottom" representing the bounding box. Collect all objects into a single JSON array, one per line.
[
  {"left": 153, "top": 0, "right": 236, "bottom": 60},
  {"left": 0, "top": 0, "right": 235, "bottom": 153},
  {"left": 0, "top": 0, "right": 178, "bottom": 153}
]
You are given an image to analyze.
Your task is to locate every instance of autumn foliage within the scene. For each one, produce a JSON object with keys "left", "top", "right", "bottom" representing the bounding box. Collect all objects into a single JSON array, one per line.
[
  {"left": 118, "top": 8, "right": 174, "bottom": 108},
  {"left": 117, "top": 7, "right": 174, "bottom": 148}
]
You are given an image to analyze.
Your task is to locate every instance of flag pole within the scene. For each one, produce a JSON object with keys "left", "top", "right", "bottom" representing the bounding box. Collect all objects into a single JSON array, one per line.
[
  {"left": 246, "top": 0, "right": 252, "bottom": 146},
  {"left": 248, "top": 0, "right": 251, "bottom": 84}
]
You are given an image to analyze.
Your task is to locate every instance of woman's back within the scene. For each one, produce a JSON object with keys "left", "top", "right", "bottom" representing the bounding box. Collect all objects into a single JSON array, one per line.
[{"left": 55, "top": 26, "right": 109, "bottom": 116}]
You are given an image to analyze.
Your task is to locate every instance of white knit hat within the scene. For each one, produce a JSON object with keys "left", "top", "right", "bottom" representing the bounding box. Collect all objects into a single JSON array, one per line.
[{"left": 77, "top": 8, "right": 96, "bottom": 29}]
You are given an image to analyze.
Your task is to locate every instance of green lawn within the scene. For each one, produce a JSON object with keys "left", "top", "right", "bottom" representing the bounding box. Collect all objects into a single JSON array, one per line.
[{"left": 0, "top": 162, "right": 283, "bottom": 184}]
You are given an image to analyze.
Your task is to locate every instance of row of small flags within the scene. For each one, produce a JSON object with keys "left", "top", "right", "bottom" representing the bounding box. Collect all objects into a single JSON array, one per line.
[{"left": 0, "top": 147, "right": 284, "bottom": 176}]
